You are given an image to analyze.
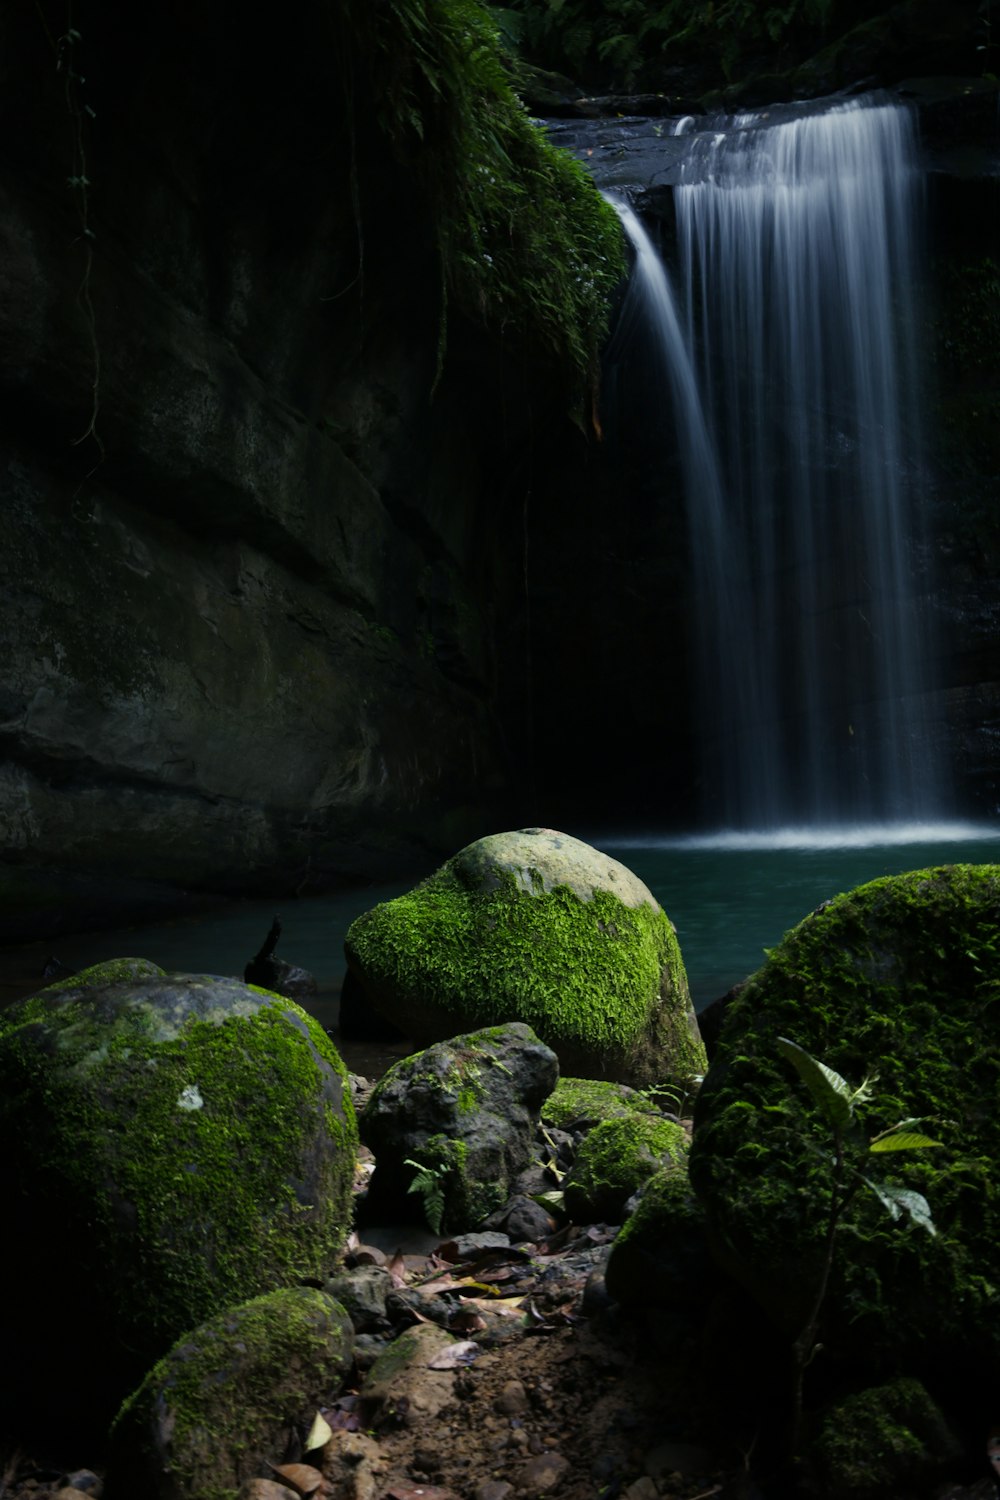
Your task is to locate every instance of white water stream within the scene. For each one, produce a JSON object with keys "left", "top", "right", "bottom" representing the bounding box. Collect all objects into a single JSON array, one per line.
[{"left": 612, "top": 97, "right": 939, "bottom": 829}]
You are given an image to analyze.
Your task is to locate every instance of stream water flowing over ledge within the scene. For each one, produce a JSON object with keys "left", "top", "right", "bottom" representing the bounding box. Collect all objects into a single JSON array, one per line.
[{"left": 592, "top": 93, "right": 942, "bottom": 829}]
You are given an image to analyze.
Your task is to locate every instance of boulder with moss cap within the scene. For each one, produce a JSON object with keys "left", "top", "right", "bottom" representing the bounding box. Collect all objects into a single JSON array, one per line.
[
  {"left": 345, "top": 827, "right": 705, "bottom": 1089},
  {"left": 107, "top": 1286, "right": 354, "bottom": 1500},
  {"left": 689, "top": 864, "right": 1000, "bottom": 1407},
  {"left": 0, "top": 969, "right": 358, "bottom": 1435}
]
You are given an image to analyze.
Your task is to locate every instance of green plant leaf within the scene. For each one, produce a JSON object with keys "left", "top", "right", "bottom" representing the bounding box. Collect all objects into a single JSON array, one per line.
[
  {"left": 776, "top": 1037, "right": 855, "bottom": 1130},
  {"left": 869, "top": 1127, "right": 943, "bottom": 1153},
  {"left": 861, "top": 1177, "right": 937, "bottom": 1235}
]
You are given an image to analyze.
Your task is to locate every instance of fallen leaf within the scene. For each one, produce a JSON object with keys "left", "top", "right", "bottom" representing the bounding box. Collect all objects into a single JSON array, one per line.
[
  {"left": 267, "top": 1461, "right": 325, "bottom": 1497},
  {"left": 387, "top": 1250, "right": 408, "bottom": 1287},
  {"left": 304, "top": 1411, "right": 333, "bottom": 1453},
  {"left": 426, "top": 1339, "right": 480, "bottom": 1368},
  {"left": 461, "top": 1295, "right": 525, "bottom": 1318}
]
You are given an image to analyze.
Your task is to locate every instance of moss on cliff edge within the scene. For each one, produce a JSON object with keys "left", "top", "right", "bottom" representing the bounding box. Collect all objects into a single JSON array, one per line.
[{"left": 338, "top": 0, "right": 624, "bottom": 409}]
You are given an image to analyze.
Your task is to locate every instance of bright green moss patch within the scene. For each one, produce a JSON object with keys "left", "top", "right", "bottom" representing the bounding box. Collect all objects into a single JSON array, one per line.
[
  {"left": 689, "top": 864, "right": 1000, "bottom": 1379},
  {"left": 346, "top": 835, "right": 705, "bottom": 1090},
  {"left": 541, "top": 1076, "right": 655, "bottom": 1129},
  {"left": 39, "top": 956, "right": 167, "bottom": 992},
  {"left": 564, "top": 1112, "right": 688, "bottom": 1221}
]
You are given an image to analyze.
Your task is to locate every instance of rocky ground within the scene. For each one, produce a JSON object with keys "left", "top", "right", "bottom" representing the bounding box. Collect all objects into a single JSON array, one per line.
[
  {"left": 2, "top": 1074, "right": 998, "bottom": 1500},
  {"left": 0, "top": 1219, "right": 741, "bottom": 1500}
]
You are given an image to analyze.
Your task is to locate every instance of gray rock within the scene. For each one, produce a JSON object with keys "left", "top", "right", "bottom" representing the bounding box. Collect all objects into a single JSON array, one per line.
[
  {"left": 108, "top": 1287, "right": 354, "bottom": 1500},
  {"left": 324, "top": 1265, "right": 393, "bottom": 1333},
  {"left": 360, "top": 1022, "right": 559, "bottom": 1234}
]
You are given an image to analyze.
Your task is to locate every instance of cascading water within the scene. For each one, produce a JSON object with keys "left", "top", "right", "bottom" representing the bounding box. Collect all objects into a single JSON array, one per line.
[{"left": 613, "top": 97, "right": 940, "bottom": 831}]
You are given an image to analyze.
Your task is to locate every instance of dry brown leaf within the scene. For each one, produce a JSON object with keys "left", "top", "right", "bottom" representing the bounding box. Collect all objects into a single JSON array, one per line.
[
  {"left": 268, "top": 1461, "right": 325, "bottom": 1497},
  {"left": 387, "top": 1250, "right": 408, "bottom": 1287}
]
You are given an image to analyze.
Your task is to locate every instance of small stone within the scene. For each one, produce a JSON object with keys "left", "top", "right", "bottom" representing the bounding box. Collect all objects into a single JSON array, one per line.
[
  {"left": 475, "top": 1483, "right": 514, "bottom": 1500},
  {"left": 514, "top": 1452, "right": 570, "bottom": 1492},
  {"left": 63, "top": 1475, "right": 103, "bottom": 1498},
  {"left": 622, "top": 1478, "right": 659, "bottom": 1500},
  {"left": 236, "top": 1482, "right": 296, "bottom": 1500},
  {"left": 495, "top": 1379, "right": 530, "bottom": 1415}
]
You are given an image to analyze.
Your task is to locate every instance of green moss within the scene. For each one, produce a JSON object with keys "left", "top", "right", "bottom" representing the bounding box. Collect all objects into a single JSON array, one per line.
[
  {"left": 39, "top": 956, "right": 167, "bottom": 992},
  {"left": 689, "top": 864, "right": 1000, "bottom": 1376},
  {"left": 111, "top": 1287, "right": 354, "bottom": 1500},
  {"left": 347, "top": 865, "right": 704, "bottom": 1086},
  {"left": 338, "top": 0, "right": 624, "bottom": 410},
  {"left": 564, "top": 1112, "right": 688, "bottom": 1221},
  {"left": 542, "top": 1076, "right": 655, "bottom": 1128},
  {"left": 811, "top": 1377, "right": 961, "bottom": 1500},
  {"left": 0, "top": 979, "right": 358, "bottom": 1383}
]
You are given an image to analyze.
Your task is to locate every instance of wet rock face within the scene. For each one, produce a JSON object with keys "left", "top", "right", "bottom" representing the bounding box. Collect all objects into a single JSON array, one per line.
[
  {"left": 0, "top": 2, "right": 567, "bottom": 935},
  {"left": 0, "top": 971, "right": 358, "bottom": 1434}
]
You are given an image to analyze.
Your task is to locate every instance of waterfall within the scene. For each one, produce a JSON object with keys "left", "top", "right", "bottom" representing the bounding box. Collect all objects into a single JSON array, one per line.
[{"left": 613, "top": 97, "right": 939, "bottom": 831}]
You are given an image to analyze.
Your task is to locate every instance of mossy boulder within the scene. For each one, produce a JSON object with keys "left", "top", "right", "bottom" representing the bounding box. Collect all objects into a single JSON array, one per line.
[
  {"left": 345, "top": 827, "right": 705, "bottom": 1088},
  {"left": 359, "top": 1021, "right": 559, "bottom": 1234},
  {"left": 809, "top": 1376, "right": 962, "bottom": 1500},
  {"left": 688, "top": 865, "right": 1000, "bottom": 1403},
  {"left": 107, "top": 1287, "right": 354, "bottom": 1500},
  {"left": 541, "top": 1075, "right": 661, "bottom": 1130},
  {"left": 563, "top": 1113, "right": 688, "bottom": 1223},
  {"left": 604, "top": 1164, "right": 714, "bottom": 1313},
  {"left": 0, "top": 971, "right": 358, "bottom": 1431}
]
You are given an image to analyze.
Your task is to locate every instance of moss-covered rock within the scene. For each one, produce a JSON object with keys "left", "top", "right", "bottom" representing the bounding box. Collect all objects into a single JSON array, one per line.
[
  {"left": 563, "top": 1113, "right": 688, "bottom": 1222},
  {"left": 809, "top": 1376, "right": 962, "bottom": 1500},
  {"left": 42, "top": 955, "right": 167, "bottom": 990},
  {"left": 688, "top": 865, "right": 1000, "bottom": 1404},
  {"left": 604, "top": 1164, "right": 713, "bottom": 1312},
  {"left": 541, "top": 1076, "right": 658, "bottom": 1129},
  {"left": 345, "top": 828, "right": 706, "bottom": 1088},
  {"left": 107, "top": 1287, "right": 354, "bottom": 1500},
  {"left": 360, "top": 1021, "right": 558, "bottom": 1233},
  {"left": 0, "top": 971, "right": 358, "bottom": 1431}
]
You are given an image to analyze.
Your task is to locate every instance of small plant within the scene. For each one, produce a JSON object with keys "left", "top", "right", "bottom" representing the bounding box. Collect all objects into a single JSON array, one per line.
[
  {"left": 404, "top": 1156, "right": 448, "bottom": 1235},
  {"left": 775, "top": 1037, "right": 943, "bottom": 1453}
]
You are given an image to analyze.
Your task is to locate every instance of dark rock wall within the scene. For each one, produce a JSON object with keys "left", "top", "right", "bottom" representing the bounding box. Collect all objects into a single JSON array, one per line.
[{"left": 0, "top": 2, "right": 564, "bottom": 934}]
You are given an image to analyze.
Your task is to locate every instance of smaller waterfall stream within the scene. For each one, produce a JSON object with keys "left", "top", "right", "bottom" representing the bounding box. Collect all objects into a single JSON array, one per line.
[{"left": 612, "top": 96, "right": 940, "bottom": 830}]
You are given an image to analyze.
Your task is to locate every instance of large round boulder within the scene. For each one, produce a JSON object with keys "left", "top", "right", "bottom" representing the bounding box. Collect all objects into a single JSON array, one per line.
[
  {"left": 345, "top": 827, "right": 705, "bottom": 1088},
  {"left": 689, "top": 865, "right": 1000, "bottom": 1414},
  {"left": 0, "top": 969, "right": 358, "bottom": 1431}
]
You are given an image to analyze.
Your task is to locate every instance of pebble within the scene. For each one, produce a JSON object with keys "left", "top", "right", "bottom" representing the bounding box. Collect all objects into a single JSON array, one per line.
[
  {"left": 494, "top": 1379, "right": 529, "bottom": 1415},
  {"left": 622, "top": 1479, "right": 659, "bottom": 1500},
  {"left": 235, "top": 1482, "right": 297, "bottom": 1500},
  {"left": 475, "top": 1483, "right": 513, "bottom": 1500},
  {"left": 514, "top": 1452, "right": 570, "bottom": 1492}
]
